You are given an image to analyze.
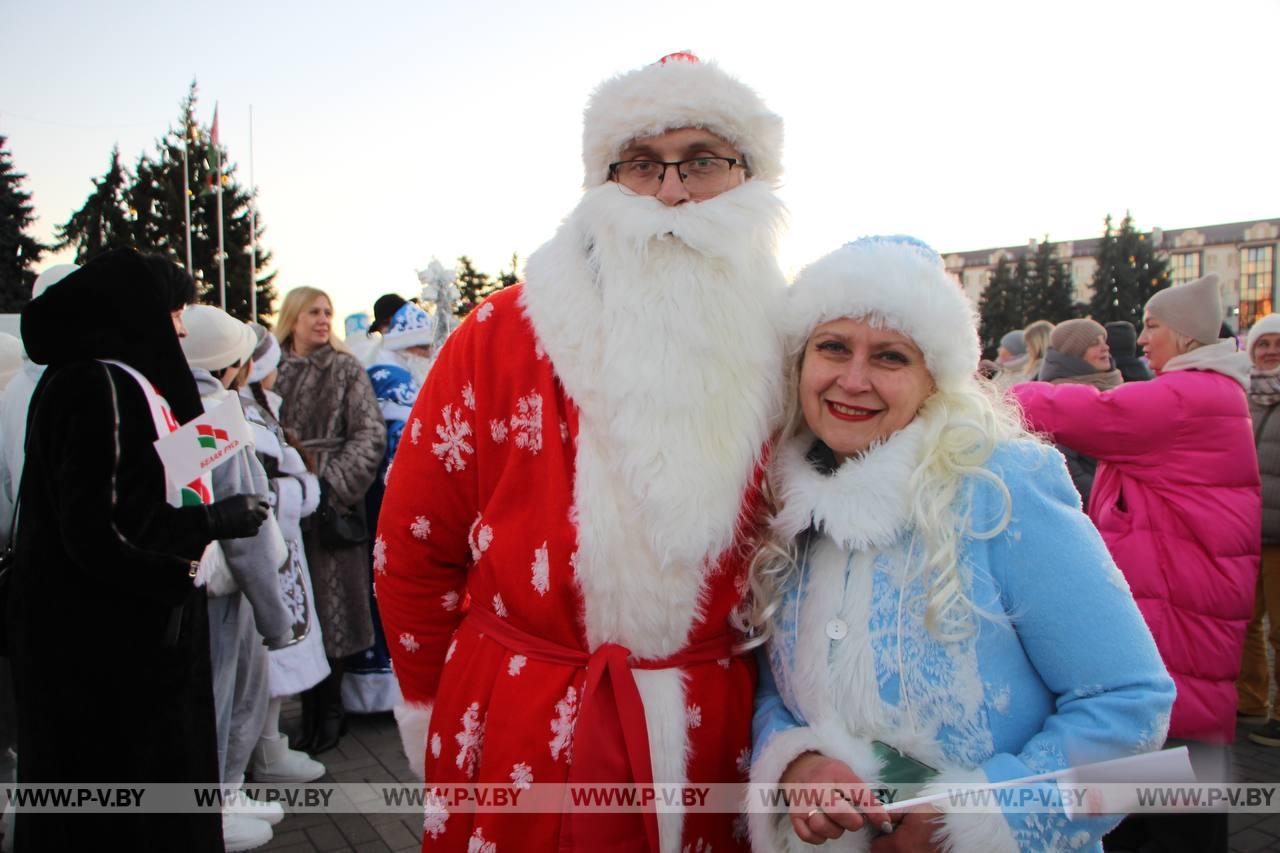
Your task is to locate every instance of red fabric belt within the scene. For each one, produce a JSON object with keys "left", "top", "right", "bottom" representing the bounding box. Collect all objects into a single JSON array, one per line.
[{"left": 464, "top": 606, "right": 739, "bottom": 853}]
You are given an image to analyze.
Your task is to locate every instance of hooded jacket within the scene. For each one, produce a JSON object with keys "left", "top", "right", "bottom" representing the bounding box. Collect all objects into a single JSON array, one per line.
[{"left": 1013, "top": 342, "right": 1260, "bottom": 743}]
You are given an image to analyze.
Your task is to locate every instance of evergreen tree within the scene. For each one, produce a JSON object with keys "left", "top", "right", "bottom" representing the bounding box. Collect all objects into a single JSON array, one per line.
[
  {"left": 54, "top": 146, "right": 135, "bottom": 263},
  {"left": 1025, "top": 237, "right": 1077, "bottom": 323},
  {"left": 453, "top": 255, "right": 495, "bottom": 318},
  {"left": 128, "top": 82, "right": 275, "bottom": 322},
  {"left": 496, "top": 252, "right": 521, "bottom": 289},
  {"left": 0, "top": 134, "right": 49, "bottom": 312},
  {"left": 977, "top": 256, "right": 1023, "bottom": 360},
  {"left": 1087, "top": 213, "right": 1170, "bottom": 327}
]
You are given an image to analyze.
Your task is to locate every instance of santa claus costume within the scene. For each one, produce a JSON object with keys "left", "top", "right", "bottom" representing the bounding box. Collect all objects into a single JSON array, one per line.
[{"left": 376, "top": 55, "right": 786, "bottom": 853}]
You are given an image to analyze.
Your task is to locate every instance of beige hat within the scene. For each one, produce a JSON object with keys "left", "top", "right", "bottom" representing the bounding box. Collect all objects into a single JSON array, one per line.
[
  {"left": 181, "top": 305, "right": 257, "bottom": 372},
  {"left": 1049, "top": 319, "right": 1107, "bottom": 359},
  {"left": 1143, "top": 274, "right": 1223, "bottom": 345}
]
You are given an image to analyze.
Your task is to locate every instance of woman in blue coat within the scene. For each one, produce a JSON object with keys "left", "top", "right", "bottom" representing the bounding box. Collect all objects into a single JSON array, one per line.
[{"left": 743, "top": 237, "right": 1175, "bottom": 853}]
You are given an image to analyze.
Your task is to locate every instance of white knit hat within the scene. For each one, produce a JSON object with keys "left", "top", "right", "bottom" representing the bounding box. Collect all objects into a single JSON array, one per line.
[
  {"left": 581, "top": 52, "right": 783, "bottom": 188},
  {"left": 1247, "top": 313, "right": 1280, "bottom": 358},
  {"left": 785, "top": 236, "right": 981, "bottom": 391},
  {"left": 181, "top": 304, "right": 257, "bottom": 372},
  {"left": 32, "top": 264, "right": 79, "bottom": 299}
]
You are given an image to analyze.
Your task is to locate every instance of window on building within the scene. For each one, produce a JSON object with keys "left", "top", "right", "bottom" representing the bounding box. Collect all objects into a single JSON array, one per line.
[
  {"left": 1240, "top": 245, "right": 1275, "bottom": 330},
  {"left": 1170, "top": 252, "right": 1200, "bottom": 287}
]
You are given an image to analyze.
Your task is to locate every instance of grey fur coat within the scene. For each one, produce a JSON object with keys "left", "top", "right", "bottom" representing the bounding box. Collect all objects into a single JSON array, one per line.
[{"left": 276, "top": 344, "right": 386, "bottom": 658}]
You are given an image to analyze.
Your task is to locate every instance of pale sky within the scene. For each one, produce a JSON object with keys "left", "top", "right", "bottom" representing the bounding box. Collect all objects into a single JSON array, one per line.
[{"left": 4, "top": 0, "right": 1277, "bottom": 325}]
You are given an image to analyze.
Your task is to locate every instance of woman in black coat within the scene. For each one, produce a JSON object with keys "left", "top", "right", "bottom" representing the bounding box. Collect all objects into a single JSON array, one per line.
[{"left": 6, "top": 250, "right": 269, "bottom": 852}]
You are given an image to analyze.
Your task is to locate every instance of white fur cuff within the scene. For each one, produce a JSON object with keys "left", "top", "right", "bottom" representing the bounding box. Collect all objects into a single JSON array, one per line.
[
  {"left": 919, "top": 768, "right": 1018, "bottom": 853},
  {"left": 393, "top": 701, "right": 433, "bottom": 780}
]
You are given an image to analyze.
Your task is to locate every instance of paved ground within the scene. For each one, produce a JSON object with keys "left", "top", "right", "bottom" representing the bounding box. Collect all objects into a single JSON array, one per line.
[{"left": 261, "top": 705, "right": 1280, "bottom": 853}]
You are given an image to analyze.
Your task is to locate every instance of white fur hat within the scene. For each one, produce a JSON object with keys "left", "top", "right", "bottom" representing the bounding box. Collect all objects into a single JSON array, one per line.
[
  {"left": 785, "top": 236, "right": 981, "bottom": 391},
  {"left": 581, "top": 52, "right": 783, "bottom": 188},
  {"left": 1247, "top": 313, "right": 1280, "bottom": 358},
  {"left": 181, "top": 304, "right": 257, "bottom": 372}
]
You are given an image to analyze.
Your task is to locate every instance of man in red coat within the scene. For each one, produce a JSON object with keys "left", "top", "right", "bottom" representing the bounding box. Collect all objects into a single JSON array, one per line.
[{"left": 376, "top": 53, "right": 786, "bottom": 853}]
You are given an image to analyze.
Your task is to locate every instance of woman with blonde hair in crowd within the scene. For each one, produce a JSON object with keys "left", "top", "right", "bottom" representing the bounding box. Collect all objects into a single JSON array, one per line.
[
  {"left": 1017, "top": 319, "right": 1054, "bottom": 383},
  {"left": 1013, "top": 274, "right": 1259, "bottom": 852},
  {"left": 745, "top": 236, "right": 1173, "bottom": 853},
  {"left": 274, "top": 286, "right": 386, "bottom": 754}
]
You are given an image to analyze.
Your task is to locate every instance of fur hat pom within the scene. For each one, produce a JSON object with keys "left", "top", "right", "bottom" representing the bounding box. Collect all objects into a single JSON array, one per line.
[
  {"left": 785, "top": 236, "right": 981, "bottom": 391},
  {"left": 581, "top": 53, "right": 783, "bottom": 188}
]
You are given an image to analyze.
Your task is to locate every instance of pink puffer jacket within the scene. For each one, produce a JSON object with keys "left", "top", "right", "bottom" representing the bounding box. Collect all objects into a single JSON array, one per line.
[{"left": 1014, "top": 366, "right": 1260, "bottom": 743}]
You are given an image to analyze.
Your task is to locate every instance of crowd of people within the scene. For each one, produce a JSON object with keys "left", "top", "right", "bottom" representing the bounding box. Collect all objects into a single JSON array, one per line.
[{"left": 0, "top": 51, "right": 1274, "bottom": 853}]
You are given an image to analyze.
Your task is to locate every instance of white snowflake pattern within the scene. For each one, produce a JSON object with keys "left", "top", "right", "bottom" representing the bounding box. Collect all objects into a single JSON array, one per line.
[
  {"left": 550, "top": 685, "right": 578, "bottom": 762},
  {"left": 509, "top": 392, "right": 544, "bottom": 454},
  {"left": 422, "top": 788, "right": 449, "bottom": 839},
  {"left": 468, "top": 515, "right": 494, "bottom": 562},
  {"left": 467, "top": 826, "right": 496, "bottom": 853},
  {"left": 489, "top": 419, "right": 509, "bottom": 443},
  {"left": 455, "top": 702, "right": 486, "bottom": 778},
  {"left": 431, "top": 733, "right": 442, "bottom": 759},
  {"left": 372, "top": 534, "right": 388, "bottom": 575},
  {"left": 686, "top": 704, "right": 702, "bottom": 729},
  {"left": 431, "top": 404, "right": 473, "bottom": 472},
  {"left": 716, "top": 658, "right": 731, "bottom": 669},
  {"left": 682, "top": 840, "right": 710, "bottom": 853},
  {"left": 492, "top": 594, "right": 508, "bottom": 618},
  {"left": 1134, "top": 710, "right": 1171, "bottom": 754},
  {"left": 399, "top": 632, "right": 421, "bottom": 653},
  {"left": 510, "top": 762, "right": 533, "bottom": 791},
  {"left": 446, "top": 638, "right": 458, "bottom": 662},
  {"left": 441, "top": 591, "right": 460, "bottom": 612},
  {"left": 507, "top": 655, "right": 527, "bottom": 676},
  {"left": 475, "top": 303, "right": 495, "bottom": 323},
  {"left": 990, "top": 684, "right": 1012, "bottom": 715},
  {"left": 410, "top": 516, "right": 431, "bottom": 540},
  {"left": 735, "top": 747, "right": 751, "bottom": 776},
  {"left": 410, "top": 417, "right": 423, "bottom": 445},
  {"left": 462, "top": 382, "right": 476, "bottom": 411},
  {"left": 371, "top": 368, "right": 391, "bottom": 382},
  {"left": 559, "top": 420, "right": 569, "bottom": 443},
  {"left": 531, "top": 542, "right": 550, "bottom": 596}
]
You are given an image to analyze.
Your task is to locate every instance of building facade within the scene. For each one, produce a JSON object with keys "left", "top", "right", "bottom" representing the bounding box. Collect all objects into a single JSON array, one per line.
[{"left": 944, "top": 217, "right": 1279, "bottom": 333}]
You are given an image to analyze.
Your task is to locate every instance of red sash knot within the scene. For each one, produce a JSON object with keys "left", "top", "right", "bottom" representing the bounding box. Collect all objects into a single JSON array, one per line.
[{"left": 464, "top": 606, "right": 739, "bottom": 853}]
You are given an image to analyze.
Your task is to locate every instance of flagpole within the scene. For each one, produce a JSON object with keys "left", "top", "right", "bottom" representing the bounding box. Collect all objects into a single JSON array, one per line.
[
  {"left": 214, "top": 102, "right": 226, "bottom": 310},
  {"left": 182, "top": 127, "right": 193, "bottom": 275},
  {"left": 248, "top": 105, "right": 257, "bottom": 322}
]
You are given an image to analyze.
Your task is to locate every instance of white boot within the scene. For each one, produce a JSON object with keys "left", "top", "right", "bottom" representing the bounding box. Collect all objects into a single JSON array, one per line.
[
  {"left": 224, "top": 783, "right": 285, "bottom": 826},
  {"left": 221, "top": 811, "right": 273, "bottom": 852},
  {"left": 250, "top": 733, "right": 326, "bottom": 783}
]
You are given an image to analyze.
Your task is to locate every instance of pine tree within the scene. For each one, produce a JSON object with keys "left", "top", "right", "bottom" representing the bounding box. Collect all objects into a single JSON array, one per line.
[
  {"left": 977, "top": 256, "right": 1023, "bottom": 359},
  {"left": 0, "top": 134, "right": 49, "bottom": 312},
  {"left": 496, "top": 252, "right": 521, "bottom": 289},
  {"left": 453, "top": 255, "right": 495, "bottom": 318},
  {"left": 54, "top": 146, "right": 135, "bottom": 263},
  {"left": 1025, "top": 238, "right": 1077, "bottom": 323},
  {"left": 128, "top": 82, "right": 275, "bottom": 322},
  {"left": 1087, "top": 213, "right": 1170, "bottom": 327}
]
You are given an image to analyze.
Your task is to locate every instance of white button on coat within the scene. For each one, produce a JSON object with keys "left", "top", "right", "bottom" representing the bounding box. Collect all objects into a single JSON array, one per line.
[{"left": 825, "top": 618, "right": 848, "bottom": 641}]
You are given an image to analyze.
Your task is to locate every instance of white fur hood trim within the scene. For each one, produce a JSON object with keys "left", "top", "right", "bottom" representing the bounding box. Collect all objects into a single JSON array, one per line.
[{"left": 771, "top": 420, "right": 926, "bottom": 551}]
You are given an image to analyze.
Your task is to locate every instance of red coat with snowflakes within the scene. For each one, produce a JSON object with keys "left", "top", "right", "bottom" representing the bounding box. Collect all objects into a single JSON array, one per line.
[{"left": 376, "top": 285, "right": 764, "bottom": 853}]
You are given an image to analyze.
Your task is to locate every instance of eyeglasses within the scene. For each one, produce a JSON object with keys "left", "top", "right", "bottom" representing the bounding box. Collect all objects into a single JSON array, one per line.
[{"left": 608, "top": 156, "right": 744, "bottom": 197}]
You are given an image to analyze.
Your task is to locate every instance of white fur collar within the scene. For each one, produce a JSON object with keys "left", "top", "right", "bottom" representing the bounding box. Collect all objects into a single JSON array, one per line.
[{"left": 771, "top": 420, "right": 926, "bottom": 551}]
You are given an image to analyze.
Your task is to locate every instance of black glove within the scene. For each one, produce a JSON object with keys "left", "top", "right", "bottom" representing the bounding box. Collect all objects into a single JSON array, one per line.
[{"left": 204, "top": 494, "right": 271, "bottom": 540}]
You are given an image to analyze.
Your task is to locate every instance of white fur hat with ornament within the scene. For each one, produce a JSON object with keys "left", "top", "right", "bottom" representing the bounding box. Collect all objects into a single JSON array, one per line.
[
  {"left": 785, "top": 236, "right": 982, "bottom": 392},
  {"left": 581, "top": 51, "right": 784, "bottom": 188}
]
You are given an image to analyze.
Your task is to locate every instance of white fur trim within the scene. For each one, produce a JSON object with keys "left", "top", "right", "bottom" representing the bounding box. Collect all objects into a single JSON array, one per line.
[
  {"left": 771, "top": 422, "right": 925, "bottom": 551},
  {"left": 785, "top": 237, "right": 980, "bottom": 392},
  {"left": 917, "top": 768, "right": 1018, "bottom": 853},
  {"left": 748, "top": 724, "right": 884, "bottom": 853},
  {"left": 393, "top": 701, "right": 433, "bottom": 780},
  {"left": 636, "top": 670, "right": 688, "bottom": 853},
  {"left": 582, "top": 55, "right": 783, "bottom": 187}
]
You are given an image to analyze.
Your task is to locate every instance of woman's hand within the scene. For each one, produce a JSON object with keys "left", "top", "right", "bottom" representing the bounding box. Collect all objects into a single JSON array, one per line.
[
  {"left": 869, "top": 806, "right": 944, "bottom": 853},
  {"left": 780, "top": 751, "right": 892, "bottom": 845}
]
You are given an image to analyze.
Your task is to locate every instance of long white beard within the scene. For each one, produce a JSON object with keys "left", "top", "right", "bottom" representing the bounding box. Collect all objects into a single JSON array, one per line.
[{"left": 523, "top": 180, "right": 787, "bottom": 580}]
